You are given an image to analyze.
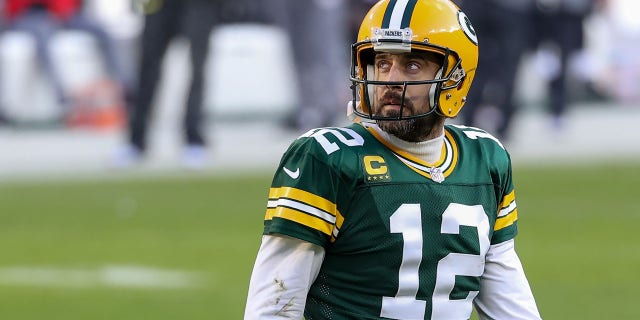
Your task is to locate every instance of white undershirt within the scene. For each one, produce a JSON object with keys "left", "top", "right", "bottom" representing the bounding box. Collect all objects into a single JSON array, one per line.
[
  {"left": 367, "top": 123, "right": 444, "bottom": 164},
  {"left": 244, "top": 126, "right": 541, "bottom": 320}
]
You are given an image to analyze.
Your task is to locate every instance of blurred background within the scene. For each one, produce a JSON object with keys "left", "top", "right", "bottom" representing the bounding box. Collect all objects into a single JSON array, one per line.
[
  {"left": 0, "top": 0, "right": 638, "bottom": 319},
  {"left": 0, "top": 0, "right": 637, "bottom": 178}
]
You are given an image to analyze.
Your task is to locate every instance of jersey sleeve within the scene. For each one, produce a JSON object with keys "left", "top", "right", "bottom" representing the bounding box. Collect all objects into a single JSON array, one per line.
[
  {"left": 449, "top": 124, "right": 520, "bottom": 244},
  {"left": 491, "top": 150, "right": 519, "bottom": 244},
  {"left": 263, "top": 135, "right": 348, "bottom": 248}
]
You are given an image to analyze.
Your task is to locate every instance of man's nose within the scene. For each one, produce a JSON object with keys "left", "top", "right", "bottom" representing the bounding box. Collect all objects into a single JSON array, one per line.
[
  {"left": 384, "top": 64, "right": 404, "bottom": 89},
  {"left": 387, "top": 64, "right": 403, "bottom": 81}
]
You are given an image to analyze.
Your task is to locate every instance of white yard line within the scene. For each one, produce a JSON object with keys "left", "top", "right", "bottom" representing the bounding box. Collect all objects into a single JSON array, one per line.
[{"left": 0, "top": 265, "right": 207, "bottom": 289}]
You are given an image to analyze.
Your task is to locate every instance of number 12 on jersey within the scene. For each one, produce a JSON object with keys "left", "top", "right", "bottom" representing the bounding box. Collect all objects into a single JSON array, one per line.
[{"left": 381, "top": 203, "right": 490, "bottom": 319}]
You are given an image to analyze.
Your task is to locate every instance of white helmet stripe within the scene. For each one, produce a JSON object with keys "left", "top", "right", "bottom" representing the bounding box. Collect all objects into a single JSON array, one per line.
[
  {"left": 388, "top": 0, "right": 410, "bottom": 29},
  {"left": 383, "top": 0, "right": 418, "bottom": 29}
]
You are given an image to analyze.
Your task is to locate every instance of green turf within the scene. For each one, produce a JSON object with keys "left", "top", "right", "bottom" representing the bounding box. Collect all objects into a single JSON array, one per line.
[
  {"left": 0, "top": 173, "right": 272, "bottom": 319},
  {"left": 0, "top": 162, "right": 638, "bottom": 319},
  {"left": 511, "top": 162, "right": 640, "bottom": 320}
]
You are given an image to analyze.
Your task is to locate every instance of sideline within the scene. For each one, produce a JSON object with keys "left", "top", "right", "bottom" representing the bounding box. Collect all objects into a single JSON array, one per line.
[{"left": 0, "top": 103, "right": 639, "bottom": 182}]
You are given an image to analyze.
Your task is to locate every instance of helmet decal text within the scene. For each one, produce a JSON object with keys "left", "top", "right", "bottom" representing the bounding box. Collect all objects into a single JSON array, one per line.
[{"left": 372, "top": 27, "right": 413, "bottom": 53}]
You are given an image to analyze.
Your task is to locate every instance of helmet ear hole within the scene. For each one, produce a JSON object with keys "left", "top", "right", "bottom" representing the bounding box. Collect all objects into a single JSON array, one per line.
[{"left": 457, "top": 76, "right": 466, "bottom": 90}]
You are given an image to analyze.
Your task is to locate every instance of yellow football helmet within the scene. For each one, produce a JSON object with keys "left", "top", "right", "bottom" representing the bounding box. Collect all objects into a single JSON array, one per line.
[{"left": 350, "top": 0, "right": 478, "bottom": 120}]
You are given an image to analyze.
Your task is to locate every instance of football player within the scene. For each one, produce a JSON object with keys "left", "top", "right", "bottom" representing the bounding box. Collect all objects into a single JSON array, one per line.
[{"left": 244, "top": 0, "right": 541, "bottom": 319}]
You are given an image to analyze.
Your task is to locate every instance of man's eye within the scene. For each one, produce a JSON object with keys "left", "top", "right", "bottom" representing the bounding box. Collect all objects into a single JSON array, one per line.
[
  {"left": 376, "top": 61, "right": 390, "bottom": 70},
  {"left": 407, "top": 62, "right": 421, "bottom": 71}
]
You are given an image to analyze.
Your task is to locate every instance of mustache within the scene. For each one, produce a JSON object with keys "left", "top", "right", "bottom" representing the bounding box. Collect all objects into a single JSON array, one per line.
[{"left": 378, "top": 91, "right": 414, "bottom": 110}]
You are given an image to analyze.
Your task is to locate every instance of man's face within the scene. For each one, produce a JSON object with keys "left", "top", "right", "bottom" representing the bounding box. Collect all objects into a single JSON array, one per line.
[{"left": 371, "top": 52, "right": 443, "bottom": 141}]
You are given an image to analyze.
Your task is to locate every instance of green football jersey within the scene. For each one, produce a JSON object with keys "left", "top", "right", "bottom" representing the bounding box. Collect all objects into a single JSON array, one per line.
[{"left": 263, "top": 122, "right": 519, "bottom": 320}]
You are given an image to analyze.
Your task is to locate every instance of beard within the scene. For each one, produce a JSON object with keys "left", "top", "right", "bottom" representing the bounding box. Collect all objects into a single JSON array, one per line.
[
  {"left": 377, "top": 113, "right": 417, "bottom": 140},
  {"left": 374, "top": 91, "right": 444, "bottom": 142},
  {"left": 376, "top": 115, "right": 443, "bottom": 142}
]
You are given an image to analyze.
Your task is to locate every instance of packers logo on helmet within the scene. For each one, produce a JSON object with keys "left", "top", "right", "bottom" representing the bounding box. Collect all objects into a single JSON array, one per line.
[
  {"left": 349, "top": 0, "right": 479, "bottom": 120},
  {"left": 458, "top": 11, "right": 478, "bottom": 45}
]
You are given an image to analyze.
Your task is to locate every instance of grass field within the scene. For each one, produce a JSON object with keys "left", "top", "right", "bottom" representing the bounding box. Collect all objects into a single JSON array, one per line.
[{"left": 0, "top": 162, "right": 638, "bottom": 319}]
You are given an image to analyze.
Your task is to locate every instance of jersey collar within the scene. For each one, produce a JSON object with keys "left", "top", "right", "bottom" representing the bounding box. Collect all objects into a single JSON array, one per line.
[{"left": 362, "top": 123, "right": 459, "bottom": 182}]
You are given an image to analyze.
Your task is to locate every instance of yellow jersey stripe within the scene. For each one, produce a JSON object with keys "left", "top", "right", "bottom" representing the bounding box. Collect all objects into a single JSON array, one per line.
[
  {"left": 266, "top": 207, "right": 334, "bottom": 236},
  {"left": 500, "top": 190, "right": 516, "bottom": 210},
  {"left": 442, "top": 130, "right": 459, "bottom": 176},
  {"left": 404, "top": 164, "right": 433, "bottom": 180},
  {"left": 494, "top": 209, "right": 518, "bottom": 231},
  {"left": 268, "top": 198, "right": 337, "bottom": 223},
  {"left": 269, "top": 187, "right": 338, "bottom": 217}
]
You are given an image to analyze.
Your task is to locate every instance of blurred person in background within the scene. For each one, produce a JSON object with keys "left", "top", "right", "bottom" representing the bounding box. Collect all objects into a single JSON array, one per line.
[
  {"left": 244, "top": 0, "right": 541, "bottom": 318},
  {"left": 0, "top": 0, "right": 131, "bottom": 118},
  {"left": 532, "top": 0, "right": 597, "bottom": 131},
  {"left": 458, "top": 0, "right": 536, "bottom": 141},
  {"left": 0, "top": 0, "right": 5, "bottom": 124},
  {"left": 265, "top": 0, "right": 351, "bottom": 131},
  {"left": 595, "top": 0, "right": 640, "bottom": 103},
  {"left": 116, "top": 0, "right": 260, "bottom": 168}
]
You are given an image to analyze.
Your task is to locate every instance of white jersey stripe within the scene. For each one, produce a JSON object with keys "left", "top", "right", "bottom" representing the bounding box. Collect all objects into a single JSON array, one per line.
[
  {"left": 268, "top": 199, "right": 337, "bottom": 224},
  {"left": 498, "top": 200, "right": 517, "bottom": 217}
]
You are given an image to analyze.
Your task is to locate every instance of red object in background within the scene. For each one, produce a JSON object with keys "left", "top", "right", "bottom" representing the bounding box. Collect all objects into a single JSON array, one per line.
[
  {"left": 65, "top": 78, "right": 126, "bottom": 131},
  {"left": 3, "top": 0, "right": 82, "bottom": 21}
]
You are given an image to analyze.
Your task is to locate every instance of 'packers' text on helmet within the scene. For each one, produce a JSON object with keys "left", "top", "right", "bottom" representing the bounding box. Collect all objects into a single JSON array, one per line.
[{"left": 350, "top": 0, "right": 478, "bottom": 120}]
